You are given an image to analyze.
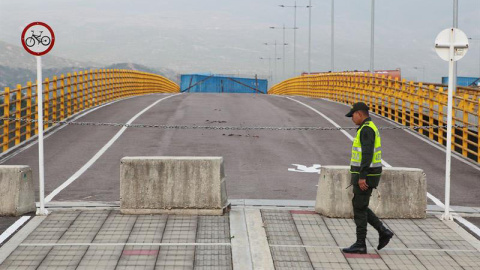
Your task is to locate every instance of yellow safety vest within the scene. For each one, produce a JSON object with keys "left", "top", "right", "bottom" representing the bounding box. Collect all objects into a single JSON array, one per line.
[{"left": 350, "top": 121, "right": 382, "bottom": 174}]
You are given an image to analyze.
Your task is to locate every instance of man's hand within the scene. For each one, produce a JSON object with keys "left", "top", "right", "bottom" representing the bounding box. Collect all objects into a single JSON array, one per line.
[{"left": 359, "top": 179, "right": 369, "bottom": 191}]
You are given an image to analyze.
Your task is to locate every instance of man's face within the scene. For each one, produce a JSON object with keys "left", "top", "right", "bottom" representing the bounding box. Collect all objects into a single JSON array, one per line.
[{"left": 352, "top": 111, "right": 362, "bottom": 125}]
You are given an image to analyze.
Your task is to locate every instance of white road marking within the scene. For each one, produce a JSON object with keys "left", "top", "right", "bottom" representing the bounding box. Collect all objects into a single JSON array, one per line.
[
  {"left": 0, "top": 98, "right": 128, "bottom": 164},
  {"left": 45, "top": 93, "right": 181, "bottom": 203},
  {"left": 0, "top": 216, "right": 31, "bottom": 245},
  {"left": 20, "top": 242, "right": 230, "bottom": 247},
  {"left": 288, "top": 164, "right": 321, "bottom": 173},
  {"left": 286, "top": 96, "right": 480, "bottom": 237}
]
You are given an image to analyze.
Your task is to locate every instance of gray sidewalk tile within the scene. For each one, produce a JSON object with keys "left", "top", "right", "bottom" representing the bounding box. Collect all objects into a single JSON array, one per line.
[
  {"left": 305, "top": 247, "right": 351, "bottom": 269},
  {"left": 292, "top": 214, "right": 337, "bottom": 246},
  {"left": 384, "top": 219, "right": 441, "bottom": 249},
  {"left": 57, "top": 211, "right": 110, "bottom": 243},
  {"left": 413, "top": 218, "right": 477, "bottom": 250},
  {"left": 446, "top": 250, "right": 480, "bottom": 269},
  {"left": 323, "top": 218, "right": 376, "bottom": 250},
  {"left": 76, "top": 246, "right": 124, "bottom": 270},
  {"left": 0, "top": 246, "right": 53, "bottom": 270},
  {"left": 36, "top": 245, "right": 88, "bottom": 270},
  {"left": 262, "top": 209, "right": 303, "bottom": 245},
  {"left": 412, "top": 250, "right": 464, "bottom": 270},
  {"left": 116, "top": 215, "right": 167, "bottom": 269},
  {"left": 22, "top": 211, "right": 80, "bottom": 244},
  {"left": 270, "top": 246, "right": 313, "bottom": 269}
]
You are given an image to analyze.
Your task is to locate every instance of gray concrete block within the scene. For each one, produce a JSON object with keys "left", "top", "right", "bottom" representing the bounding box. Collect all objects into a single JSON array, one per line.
[
  {"left": 315, "top": 166, "right": 427, "bottom": 219},
  {"left": 0, "top": 165, "right": 36, "bottom": 216},
  {"left": 120, "top": 157, "right": 229, "bottom": 215}
]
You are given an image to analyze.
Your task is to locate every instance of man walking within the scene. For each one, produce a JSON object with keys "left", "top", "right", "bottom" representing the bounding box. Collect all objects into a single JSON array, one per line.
[{"left": 343, "top": 102, "right": 394, "bottom": 254}]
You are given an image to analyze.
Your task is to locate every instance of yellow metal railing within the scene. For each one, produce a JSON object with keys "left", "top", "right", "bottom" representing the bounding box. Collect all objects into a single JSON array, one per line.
[
  {"left": 269, "top": 73, "right": 480, "bottom": 163},
  {"left": 1, "top": 69, "right": 179, "bottom": 153}
]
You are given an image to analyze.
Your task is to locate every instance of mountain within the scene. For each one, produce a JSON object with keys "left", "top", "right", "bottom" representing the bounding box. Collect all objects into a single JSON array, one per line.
[{"left": 0, "top": 41, "right": 179, "bottom": 89}]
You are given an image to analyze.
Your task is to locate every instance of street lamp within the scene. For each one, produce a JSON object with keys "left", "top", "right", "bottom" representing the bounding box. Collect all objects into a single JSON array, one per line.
[
  {"left": 413, "top": 66, "right": 425, "bottom": 82},
  {"left": 331, "top": 0, "right": 335, "bottom": 72},
  {"left": 279, "top": 1, "right": 308, "bottom": 76},
  {"left": 370, "top": 0, "right": 375, "bottom": 73},
  {"left": 260, "top": 57, "right": 282, "bottom": 84},
  {"left": 270, "top": 25, "right": 292, "bottom": 80},
  {"left": 307, "top": 0, "right": 313, "bottom": 74},
  {"left": 264, "top": 41, "right": 282, "bottom": 84},
  {"left": 468, "top": 37, "right": 480, "bottom": 79}
]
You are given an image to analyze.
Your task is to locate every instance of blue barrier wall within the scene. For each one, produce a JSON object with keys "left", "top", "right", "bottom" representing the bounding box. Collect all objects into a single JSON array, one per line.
[
  {"left": 442, "top": 76, "right": 480, "bottom": 87},
  {"left": 180, "top": 74, "right": 268, "bottom": 93}
]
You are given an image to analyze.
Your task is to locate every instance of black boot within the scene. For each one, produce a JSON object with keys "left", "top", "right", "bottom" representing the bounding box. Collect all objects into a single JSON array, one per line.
[
  {"left": 342, "top": 239, "right": 367, "bottom": 254},
  {"left": 377, "top": 225, "right": 394, "bottom": 250}
]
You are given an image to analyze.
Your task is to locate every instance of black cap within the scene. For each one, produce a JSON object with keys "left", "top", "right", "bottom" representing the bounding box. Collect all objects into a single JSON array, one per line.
[{"left": 345, "top": 102, "right": 369, "bottom": 117}]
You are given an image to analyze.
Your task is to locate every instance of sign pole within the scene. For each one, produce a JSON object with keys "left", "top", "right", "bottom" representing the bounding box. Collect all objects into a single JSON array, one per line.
[
  {"left": 36, "top": 56, "right": 48, "bottom": 216},
  {"left": 434, "top": 27, "right": 468, "bottom": 221},
  {"left": 443, "top": 29, "right": 456, "bottom": 221}
]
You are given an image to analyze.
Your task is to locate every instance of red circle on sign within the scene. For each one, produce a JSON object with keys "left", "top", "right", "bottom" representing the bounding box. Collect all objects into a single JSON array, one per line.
[{"left": 21, "top": 22, "right": 55, "bottom": 56}]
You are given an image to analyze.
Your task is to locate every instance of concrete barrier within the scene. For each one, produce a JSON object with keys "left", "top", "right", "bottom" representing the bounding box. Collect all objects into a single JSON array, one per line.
[
  {"left": 0, "top": 166, "right": 36, "bottom": 216},
  {"left": 120, "top": 157, "right": 229, "bottom": 215},
  {"left": 315, "top": 166, "right": 427, "bottom": 219}
]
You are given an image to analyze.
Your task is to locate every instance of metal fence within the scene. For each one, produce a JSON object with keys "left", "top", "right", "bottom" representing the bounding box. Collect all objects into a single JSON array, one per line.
[
  {"left": 268, "top": 73, "right": 480, "bottom": 163},
  {"left": 0, "top": 69, "right": 179, "bottom": 153}
]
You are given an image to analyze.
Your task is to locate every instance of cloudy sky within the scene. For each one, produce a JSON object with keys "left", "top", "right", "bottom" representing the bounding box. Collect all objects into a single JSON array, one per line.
[{"left": 1, "top": 0, "right": 479, "bottom": 83}]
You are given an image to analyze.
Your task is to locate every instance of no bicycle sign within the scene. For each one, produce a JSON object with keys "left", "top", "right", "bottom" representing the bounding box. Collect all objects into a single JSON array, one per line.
[
  {"left": 21, "top": 21, "right": 55, "bottom": 216},
  {"left": 21, "top": 22, "right": 55, "bottom": 56}
]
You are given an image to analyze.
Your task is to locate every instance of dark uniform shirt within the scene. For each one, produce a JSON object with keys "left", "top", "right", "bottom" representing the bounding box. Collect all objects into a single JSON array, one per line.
[{"left": 351, "top": 117, "right": 382, "bottom": 188}]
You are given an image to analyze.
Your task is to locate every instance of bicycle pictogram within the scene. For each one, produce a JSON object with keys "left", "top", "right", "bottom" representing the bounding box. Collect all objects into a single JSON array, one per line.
[{"left": 25, "top": 30, "right": 51, "bottom": 47}]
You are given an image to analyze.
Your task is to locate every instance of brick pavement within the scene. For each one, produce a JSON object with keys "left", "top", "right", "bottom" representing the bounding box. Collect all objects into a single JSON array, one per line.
[{"left": 0, "top": 207, "right": 479, "bottom": 269}]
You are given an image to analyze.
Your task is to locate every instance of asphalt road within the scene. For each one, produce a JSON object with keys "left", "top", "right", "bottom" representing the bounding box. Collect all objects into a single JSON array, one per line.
[{"left": 2, "top": 93, "right": 479, "bottom": 207}]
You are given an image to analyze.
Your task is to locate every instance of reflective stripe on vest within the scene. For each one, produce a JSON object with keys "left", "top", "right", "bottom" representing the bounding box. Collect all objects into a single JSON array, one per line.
[{"left": 350, "top": 121, "right": 382, "bottom": 169}]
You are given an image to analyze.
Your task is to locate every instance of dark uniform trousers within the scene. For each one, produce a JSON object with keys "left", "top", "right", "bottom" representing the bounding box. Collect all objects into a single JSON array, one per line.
[{"left": 351, "top": 174, "right": 383, "bottom": 240}]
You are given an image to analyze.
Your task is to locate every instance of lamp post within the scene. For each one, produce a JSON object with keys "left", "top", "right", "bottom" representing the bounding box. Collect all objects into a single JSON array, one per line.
[
  {"left": 331, "top": 0, "right": 335, "bottom": 71},
  {"left": 279, "top": 1, "right": 308, "bottom": 76},
  {"left": 413, "top": 66, "right": 426, "bottom": 82},
  {"left": 308, "top": 0, "right": 313, "bottom": 74},
  {"left": 260, "top": 57, "right": 281, "bottom": 84},
  {"left": 270, "top": 25, "right": 292, "bottom": 80},
  {"left": 370, "top": 0, "right": 375, "bottom": 73},
  {"left": 264, "top": 41, "right": 279, "bottom": 83},
  {"left": 468, "top": 37, "right": 480, "bottom": 79}
]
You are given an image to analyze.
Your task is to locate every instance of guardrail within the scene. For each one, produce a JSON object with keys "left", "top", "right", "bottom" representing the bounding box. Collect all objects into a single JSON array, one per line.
[
  {"left": 268, "top": 73, "right": 480, "bottom": 164},
  {"left": 0, "top": 69, "right": 179, "bottom": 153}
]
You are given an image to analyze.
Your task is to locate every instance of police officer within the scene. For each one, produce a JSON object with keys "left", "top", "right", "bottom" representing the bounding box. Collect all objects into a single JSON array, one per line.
[{"left": 342, "top": 102, "right": 394, "bottom": 254}]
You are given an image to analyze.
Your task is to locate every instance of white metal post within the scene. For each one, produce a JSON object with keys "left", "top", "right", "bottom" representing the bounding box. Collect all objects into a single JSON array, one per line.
[
  {"left": 443, "top": 29, "right": 456, "bottom": 221},
  {"left": 36, "top": 56, "right": 48, "bottom": 216},
  {"left": 308, "top": 0, "right": 312, "bottom": 74},
  {"left": 283, "top": 25, "right": 286, "bottom": 80},
  {"left": 331, "top": 0, "right": 335, "bottom": 71},
  {"left": 370, "top": 0, "right": 375, "bottom": 73},
  {"left": 294, "top": 0, "right": 297, "bottom": 76}
]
